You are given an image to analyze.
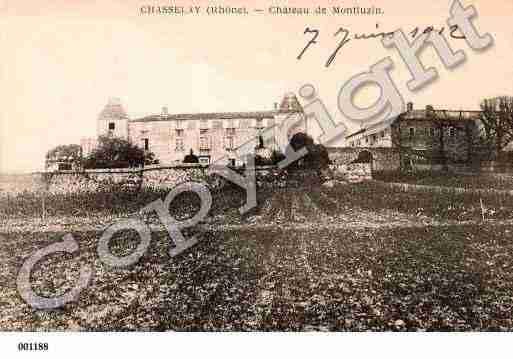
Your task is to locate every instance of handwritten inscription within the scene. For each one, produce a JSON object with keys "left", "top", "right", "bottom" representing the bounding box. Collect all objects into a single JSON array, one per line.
[{"left": 298, "top": 24, "right": 466, "bottom": 67}]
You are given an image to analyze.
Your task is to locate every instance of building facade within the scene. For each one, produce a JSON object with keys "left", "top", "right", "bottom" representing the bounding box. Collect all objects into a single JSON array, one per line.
[
  {"left": 346, "top": 103, "right": 481, "bottom": 164},
  {"left": 82, "top": 94, "right": 307, "bottom": 166}
]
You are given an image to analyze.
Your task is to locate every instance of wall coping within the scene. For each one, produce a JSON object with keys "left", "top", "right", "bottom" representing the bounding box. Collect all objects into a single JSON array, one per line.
[
  {"left": 33, "top": 164, "right": 280, "bottom": 176},
  {"left": 327, "top": 147, "right": 400, "bottom": 153}
]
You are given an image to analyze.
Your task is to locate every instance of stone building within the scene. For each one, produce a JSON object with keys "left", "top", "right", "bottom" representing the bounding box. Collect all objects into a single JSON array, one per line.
[
  {"left": 82, "top": 94, "right": 307, "bottom": 166},
  {"left": 345, "top": 103, "right": 481, "bottom": 165}
]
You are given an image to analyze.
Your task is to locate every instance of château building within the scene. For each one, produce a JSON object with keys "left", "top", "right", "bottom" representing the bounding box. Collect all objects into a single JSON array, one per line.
[{"left": 81, "top": 94, "right": 307, "bottom": 166}]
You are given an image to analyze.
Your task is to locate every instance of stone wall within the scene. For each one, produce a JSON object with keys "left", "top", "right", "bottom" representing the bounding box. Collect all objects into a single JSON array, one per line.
[
  {"left": 142, "top": 165, "right": 209, "bottom": 189},
  {"left": 327, "top": 147, "right": 400, "bottom": 172},
  {"left": 1, "top": 158, "right": 377, "bottom": 196},
  {"left": 329, "top": 163, "right": 372, "bottom": 183}
]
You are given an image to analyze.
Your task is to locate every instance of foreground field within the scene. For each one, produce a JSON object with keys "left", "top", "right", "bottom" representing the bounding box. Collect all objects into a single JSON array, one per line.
[
  {"left": 2, "top": 182, "right": 513, "bottom": 331},
  {"left": 375, "top": 170, "right": 513, "bottom": 191},
  {"left": 2, "top": 223, "right": 513, "bottom": 331}
]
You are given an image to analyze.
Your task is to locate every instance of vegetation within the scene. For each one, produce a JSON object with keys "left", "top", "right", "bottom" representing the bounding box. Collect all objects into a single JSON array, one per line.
[
  {"left": 3, "top": 182, "right": 513, "bottom": 330},
  {"left": 45, "top": 144, "right": 82, "bottom": 170},
  {"left": 479, "top": 96, "right": 513, "bottom": 160},
  {"left": 375, "top": 170, "right": 513, "bottom": 191},
  {"left": 183, "top": 149, "right": 200, "bottom": 164},
  {"left": 286, "top": 132, "right": 330, "bottom": 171},
  {"left": 83, "top": 136, "right": 156, "bottom": 169}
]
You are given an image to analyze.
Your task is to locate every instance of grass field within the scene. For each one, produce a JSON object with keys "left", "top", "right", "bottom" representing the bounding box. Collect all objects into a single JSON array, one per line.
[
  {"left": 375, "top": 170, "right": 513, "bottom": 191},
  {"left": 2, "top": 179, "right": 513, "bottom": 331}
]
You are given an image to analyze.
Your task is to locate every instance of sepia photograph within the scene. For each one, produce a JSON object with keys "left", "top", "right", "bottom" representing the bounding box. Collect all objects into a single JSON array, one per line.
[{"left": 1, "top": 0, "right": 513, "bottom": 357}]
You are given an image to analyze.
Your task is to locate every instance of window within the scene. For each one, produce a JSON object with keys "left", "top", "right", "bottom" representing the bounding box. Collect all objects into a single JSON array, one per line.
[
  {"left": 225, "top": 128, "right": 236, "bottom": 150},
  {"left": 175, "top": 120, "right": 184, "bottom": 129},
  {"left": 365, "top": 137, "right": 369, "bottom": 144},
  {"left": 430, "top": 128, "right": 435, "bottom": 137},
  {"left": 424, "top": 128, "right": 429, "bottom": 136},
  {"left": 256, "top": 118, "right": 264, "bottom": 130},
  {"left": 409, "top": 128, "right": 415, "bottom": 138},
  {"left": 108, "top": 122, "right": 115, "bottom": 130},
  {"left": 144, "top": 138, "right": 149, "bottom": 151},
  {"left": 175, "top": 138, "right": 184, "bottom": 151},
  {"left": 450, "top": 127, "right": 455, "bottom": 137},
  {"left": 175, "top": 128, "right": 184, "bottom": 151},
  {"left": 225, "top": 136, "right": 235, "bottom": 150},
  {"left": 380, "top": 130, "right": 385, "bottom": 138},
  {"left": 372, "top": 134, "right": 377, "bottom": 142},
  {"left": 200, "top": 136, "right": 210, "bottom": 150}
]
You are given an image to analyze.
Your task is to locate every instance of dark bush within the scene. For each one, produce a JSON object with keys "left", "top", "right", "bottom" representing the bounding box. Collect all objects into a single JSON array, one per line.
[
  {"left": 183, "top": 149, "right": 199, "bottom": 164},
  {"left": 285, "top": 133, "right": 330, "bottom": 171},
  {"left": 83, "top": 136, "right": 155, "bottom": 169}
]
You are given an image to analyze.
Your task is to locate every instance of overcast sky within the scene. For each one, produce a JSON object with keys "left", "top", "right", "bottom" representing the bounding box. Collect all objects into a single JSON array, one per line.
[{"left": 2, "top": 0, "right": 512, "bottom": 172}]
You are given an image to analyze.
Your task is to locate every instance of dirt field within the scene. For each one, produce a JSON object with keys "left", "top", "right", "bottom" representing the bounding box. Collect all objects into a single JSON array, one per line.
[{"left": 2, "top": 182, "right": 513, "bottom": 331}]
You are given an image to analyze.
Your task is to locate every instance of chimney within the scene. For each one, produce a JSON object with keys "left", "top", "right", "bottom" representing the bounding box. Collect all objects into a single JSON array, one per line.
[
  {"left": 161, "top": 106, "right": 168, "bottom": 116},
  {"left": 407, "top": 102, "right": 413, "bottom": 112}
]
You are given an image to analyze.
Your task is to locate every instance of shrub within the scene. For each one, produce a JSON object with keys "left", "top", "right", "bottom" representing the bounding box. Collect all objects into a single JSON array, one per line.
[
  {"left": 183, "top": 149, "right": 199, "bottom": 164},
  {"left": 83, "top": 136, "right": 155, "bottom": 169},
  {"left": 285, "top": 133, "right": 330, "bottom": 171}
]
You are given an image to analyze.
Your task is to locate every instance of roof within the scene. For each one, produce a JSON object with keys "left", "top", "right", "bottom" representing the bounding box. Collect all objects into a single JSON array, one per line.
[
  {"left": 279, "top": 93, "right": 304, "bottom": 112},
  {"left": 345, "top": 128, "right": 366, "bottom": 139},
  {"left": 129, "top": 93, "right": 304, "bottom": 123},
  {"left": 401, "top": 109, "right": 481, "bottom": 120},
  {"left": 99, "top": 97, "right": 128, "bottom": 120},
  {"left": 130, "top": 111, "right": 280, "bottom": 123}
]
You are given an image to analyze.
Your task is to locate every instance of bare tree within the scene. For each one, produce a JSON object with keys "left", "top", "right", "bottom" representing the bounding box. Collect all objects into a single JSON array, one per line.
[{"left": 479, "top": 96, "right": 513, "bottom": 160}]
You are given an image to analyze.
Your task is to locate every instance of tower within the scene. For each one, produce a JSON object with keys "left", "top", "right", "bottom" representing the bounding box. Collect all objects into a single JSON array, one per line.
[
  {"left": 274, "top": 92, "right": 306, "bottom": 151},
  {"left": 97, "top": 97, "right": 129, "bottom": 140}
]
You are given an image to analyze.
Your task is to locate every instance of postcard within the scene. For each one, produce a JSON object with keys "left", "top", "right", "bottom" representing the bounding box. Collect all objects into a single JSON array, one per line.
[{"left": 1, "top": 0, "right": 513, "bottom": 357}]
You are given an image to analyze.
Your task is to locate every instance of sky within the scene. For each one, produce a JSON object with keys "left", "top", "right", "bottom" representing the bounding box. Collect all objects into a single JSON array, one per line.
[{"left": 1, "top": 0, "right": 513, "bottom": 173}]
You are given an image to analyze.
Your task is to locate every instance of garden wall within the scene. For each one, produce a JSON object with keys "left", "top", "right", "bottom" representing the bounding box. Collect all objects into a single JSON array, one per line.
[
  {"left": 329, "top": 163, "right": 372, "bottom": 183},
  {"left": 2, "top": 159, "right": 376, "bottom": 196},
  {"left": 327, "top": 147, "right": 401, "bottom": 172}
]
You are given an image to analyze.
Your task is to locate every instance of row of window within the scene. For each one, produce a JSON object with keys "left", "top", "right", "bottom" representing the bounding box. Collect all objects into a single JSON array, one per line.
[
  {"left": 173, "top": 118, "right": 267, "bottom": 130},
  {"left": 349, "top": 129, "right": 387, "bottom": 147},
  {"left": 108, "top": 119, "right": 267, "bottom": 133},
  {"left": 173, "top": 127, "right": 258, "bottom": 136},
  {"left": 141, "top": 136, "right": 235, "bottom": 152},
  {"left": 349, "top": 126, "right": 460, "bottom": 147},
  {"left": 406, "top": 126, "right": 457, "bottom": 138}
]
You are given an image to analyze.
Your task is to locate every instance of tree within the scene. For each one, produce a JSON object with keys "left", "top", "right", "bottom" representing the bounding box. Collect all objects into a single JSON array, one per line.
[
  {"left": 286, "top": 132, "right": 330, "bottom": 171},
  {"left": 83, "top": 135, "right": 155, "bottom": 169},
  {"left": 270, "top": 150, "right": 286, "bottom": 165},
  {"left": 479, "top": 96, "right": 513, "bottom": 160},
  {"left": 183, "top": 149, "right": 199, "bottom": 164},
  {"left": 289, "top": 132, "right": 314, "bottom": 152},
  {"left": 45, "top": 144, "right": 82, "bottom": 170}
]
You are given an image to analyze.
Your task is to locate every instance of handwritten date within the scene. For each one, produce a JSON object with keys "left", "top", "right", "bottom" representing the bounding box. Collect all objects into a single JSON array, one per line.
[{"left": 298, "top": 24, "right": 466, "bottom": 67}]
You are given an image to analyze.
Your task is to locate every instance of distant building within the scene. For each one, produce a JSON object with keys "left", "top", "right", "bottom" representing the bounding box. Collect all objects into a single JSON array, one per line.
[
  {"left": 346, "top": 103, "right": 481, "bottom": 164},
  {"left": 82, "top": 94, "right": 308, "bottom": 166}
]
